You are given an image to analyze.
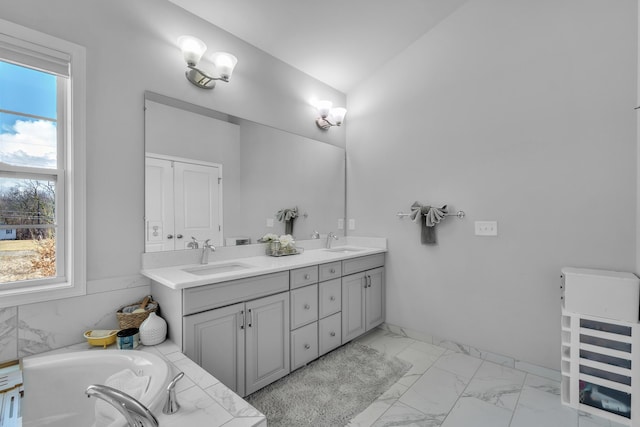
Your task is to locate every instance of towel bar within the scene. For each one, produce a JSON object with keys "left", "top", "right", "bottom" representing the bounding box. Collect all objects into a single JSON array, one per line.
[{"left": 396, "top": 210, "right": 465, "bottom": 219}]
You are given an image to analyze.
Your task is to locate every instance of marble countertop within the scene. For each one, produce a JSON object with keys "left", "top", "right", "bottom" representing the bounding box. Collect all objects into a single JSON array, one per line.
[
  {"left": 142, "top": 244, "right": 386, "bottom": 290},
  {"left": 26, "top": 340, "right": 266, "bottom": 427}
]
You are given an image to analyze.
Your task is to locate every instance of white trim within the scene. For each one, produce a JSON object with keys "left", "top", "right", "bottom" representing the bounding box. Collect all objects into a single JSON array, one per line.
[
  {"left": 145, "top": 152, "right": 222, "bottom": 169},
  {"left": 0, "top": 18, "right": 86, "bottom": 308}
]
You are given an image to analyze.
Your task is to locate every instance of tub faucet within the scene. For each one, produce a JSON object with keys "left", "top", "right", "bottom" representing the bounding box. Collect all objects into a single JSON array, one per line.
[
  {"left": 201, "top": 239, "right": 216, "bottom": 264},
  {"left": 163, "top": 371, "right": 185, "bottom": 415},
  {"left": 326, "top": 232, "right": 339, "bottom": 249},
  {"left": 86, "top": 384, "right": 158, "bottom": 427}
]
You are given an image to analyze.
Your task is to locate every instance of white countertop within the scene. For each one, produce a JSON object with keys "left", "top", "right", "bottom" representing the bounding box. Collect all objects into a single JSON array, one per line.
[{"left": 141, "top": 243, "right": 386, "bottom": 290}]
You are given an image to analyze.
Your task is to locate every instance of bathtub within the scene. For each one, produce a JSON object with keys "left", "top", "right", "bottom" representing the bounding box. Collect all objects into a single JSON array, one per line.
[{"left": 21, "top": 349, "right": 171, "bottom": 427}]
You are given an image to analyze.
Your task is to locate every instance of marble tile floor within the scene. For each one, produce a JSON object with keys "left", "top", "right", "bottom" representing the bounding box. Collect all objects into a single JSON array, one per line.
[{"left": 347, "top": 329, "right": 626, "bottom": 427}]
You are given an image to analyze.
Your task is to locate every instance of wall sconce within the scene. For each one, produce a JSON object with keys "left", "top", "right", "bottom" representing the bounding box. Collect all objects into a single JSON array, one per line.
[
  {"left": 315, "top": 100, "right": 347, "bottom": 130},
  {"left": 178, "top": 35, "right": 237, "bottom": 90}
]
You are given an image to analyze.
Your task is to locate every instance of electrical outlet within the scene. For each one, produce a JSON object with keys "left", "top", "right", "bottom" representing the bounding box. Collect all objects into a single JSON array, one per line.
[
  {"left": 338, "top": 218, "right": 344, "bottom": 230},
  {"left": 266, "top": 218, "right": 274, "bottom": 228},
  {"left": 348, "top": 218, "right": 356, "bottom": 230},
  {"left": 475, "top": 221, "right": 498, "bottom": 236}
]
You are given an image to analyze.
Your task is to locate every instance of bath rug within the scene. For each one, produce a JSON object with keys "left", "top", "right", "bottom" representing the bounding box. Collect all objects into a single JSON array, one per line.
[{"left": 245, "top": 341, "right": 411, "bottom": 427}]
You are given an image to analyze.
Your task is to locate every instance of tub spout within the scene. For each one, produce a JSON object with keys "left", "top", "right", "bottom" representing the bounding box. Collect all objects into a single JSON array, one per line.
[
  {"left": 163, "top": 371, "right": 185, "bottom": 415},
  {"left": 86, "top": 384, "right": 159, "bottom": 427}
]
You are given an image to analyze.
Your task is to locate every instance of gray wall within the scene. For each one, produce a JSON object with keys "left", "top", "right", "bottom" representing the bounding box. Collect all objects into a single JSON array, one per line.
[
  {"left": 0, "top": 0, "right": 345, "bottom": 363},
  {"left": 346, "top": 0, "right": 638, "bottom": 369}
]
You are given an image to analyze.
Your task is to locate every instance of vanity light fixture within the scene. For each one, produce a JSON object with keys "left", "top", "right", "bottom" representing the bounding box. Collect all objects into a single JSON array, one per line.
[
  {"left": 315, "top": 100, "right": 347, "bottom": 130},
  {"left": 178, "top": 35, "right": 237, "bottom": 90}
]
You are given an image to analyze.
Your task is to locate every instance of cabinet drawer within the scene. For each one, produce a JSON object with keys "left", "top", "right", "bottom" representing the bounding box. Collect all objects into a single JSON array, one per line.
[
  {"left": 342, "top": 253, "right": 385, "bottom": 275},
  {"left": 319, "top": 261, "right": 342, "bottom": 282},
  {"left": 290, "top": 266, "right": 319, "bottom": 289},
  {"left": 291, "top": 322, "right": 318, "bottom": 370},
  {"left": 319, "top": 279, "right": 341, "bottom": 318},
  {"left": 319, "top": 313, "right": 341, "bottom": 356},
  {"left": 183, "top": 271, "right": 289, "bottom": 315},
  {"left": 290, "top": 284, "right": 318, "bottom": 329}
]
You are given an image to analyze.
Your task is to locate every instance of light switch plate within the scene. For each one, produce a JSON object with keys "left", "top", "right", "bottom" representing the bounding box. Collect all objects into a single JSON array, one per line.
[
  {"left": 338, "top": 218, "right": 344, "bottom": 230},
  {"left": 348, "top": 219, "right": 356, "bottom": 230},
  {"left": 475, "top": 221, "right": 498, "bottom": 236},
  {"left": 266, "top": 218, "right": 274, "bottom": 227}
]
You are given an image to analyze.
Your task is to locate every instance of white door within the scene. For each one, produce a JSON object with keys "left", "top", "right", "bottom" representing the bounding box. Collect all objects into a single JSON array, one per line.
[
  {"left": 342, "top": 272, "right": 366, "bottom": 343},
  {"left": 174, "top": 161, "right": 222, "bottom": 249},
  {"left": 145, "top": 157, "right": 174, "bottom": 252},
  {"left": 365, "top": 267, "right": 385, "bottom": 331},
  {"left": 183, "top": 303, "right": 245, "bottom": 395},
  {"left": 245, "top": 292, "right": 290, "bottom": 395}
]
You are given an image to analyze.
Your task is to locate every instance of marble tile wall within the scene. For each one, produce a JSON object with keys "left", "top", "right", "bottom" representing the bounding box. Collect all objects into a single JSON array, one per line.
[{"left": 0, "top": 274, "right": 150, "bottom": 364}]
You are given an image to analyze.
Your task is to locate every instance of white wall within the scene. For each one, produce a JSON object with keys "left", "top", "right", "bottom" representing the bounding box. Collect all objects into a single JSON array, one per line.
[
  {"left": 347, "top": 0, "right": 638, "bottom": 369},
  {"left": 0, "top": 0, "right": 345, "bottom": 363}
]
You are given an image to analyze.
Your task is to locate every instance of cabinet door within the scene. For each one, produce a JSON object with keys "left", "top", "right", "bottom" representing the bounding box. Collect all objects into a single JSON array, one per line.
[
  {"left": 319, "top": 278, "right": 341, "bottom": 318},
  {"left": 291, "top": 322, "right": 318, "bottom": 371},
  {"left": 365, "top": 267, "right": 385, "bottom": 331},
  {"left": 319, "top": 312, "right": 341, "bottom": 356},
  {"left": 342, "top": 272, "right": 366, "bottom": 343},
  {"left": 245, "top": 292, "right": 290, "bottom": 395},
  {"left": 290, "top": 284, "right": 318, "bottom": 329},
  {"left": 183, "top": 303, "right": 245, "bottom": 395}
]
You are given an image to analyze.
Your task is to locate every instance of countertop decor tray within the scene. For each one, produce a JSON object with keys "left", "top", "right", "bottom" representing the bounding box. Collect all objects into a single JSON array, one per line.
[{"left": 269, "top": 247, "right": 304, "bottom": 257}]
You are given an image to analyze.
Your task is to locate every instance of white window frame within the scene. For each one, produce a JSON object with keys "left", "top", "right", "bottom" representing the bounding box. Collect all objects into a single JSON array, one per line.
[{"left": 0, "top": 18, "right": 86, "bottom": 307}]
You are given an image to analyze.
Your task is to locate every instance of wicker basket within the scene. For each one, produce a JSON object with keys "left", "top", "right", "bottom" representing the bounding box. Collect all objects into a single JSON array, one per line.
[{"left": 116, "top": 296, "right": 159, "bottom": 329}]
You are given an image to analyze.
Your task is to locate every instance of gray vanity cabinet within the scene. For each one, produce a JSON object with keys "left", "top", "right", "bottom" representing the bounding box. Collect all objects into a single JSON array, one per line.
[
  {"left": 182, "top": 273, "right": 290, "bottom": 397},
  {"left": 341, "top": 254, "right": 385, "bottom": 344}
]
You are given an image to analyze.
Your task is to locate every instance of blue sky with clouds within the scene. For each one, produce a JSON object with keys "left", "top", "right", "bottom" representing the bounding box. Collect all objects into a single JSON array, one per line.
[{"left": 0, "top": 60, "right": 57, "bottom": 169}]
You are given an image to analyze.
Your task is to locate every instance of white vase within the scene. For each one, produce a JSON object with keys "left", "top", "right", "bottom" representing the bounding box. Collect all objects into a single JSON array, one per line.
[{"left": 139, "top": 312, "right": 167, "bottom": 346}]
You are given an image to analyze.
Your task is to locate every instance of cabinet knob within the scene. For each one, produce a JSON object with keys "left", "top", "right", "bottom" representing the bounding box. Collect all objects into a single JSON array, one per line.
[
  {"left": 330, "top": 331, "right": 336, "bottom": 337},
  {"left": 176, "top": 234, "right": 183, "bottom": 239},
  {"left": 167, "top": 234, "right": 174, "bottom": 239},
  {"left": 329, "top": 296, "right": 335, "bottom": 301},
  {"left": 330, "top": 268, "right": 336, "bottom": 274},
  {"left": 304, "top": 344, "right": 310, "bottom": 350},
  {"left": 304, "top": 274, "right": 310, "bottom": 280},
  {"left": 304, "top": 304, "right": 310, "bottom": 310}
]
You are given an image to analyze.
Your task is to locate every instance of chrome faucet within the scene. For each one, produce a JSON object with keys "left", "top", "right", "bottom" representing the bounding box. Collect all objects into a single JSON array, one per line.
[
  {"left": 311, "top": 230, "right": 320, "bottom": 239},
  {"left": 86, "top": 384, "right": 158, "bottom": 427},
  {"left": 201, "top": 239, "right": 216, "bottom": 264},
  {"left": 326, "top": 232, "right": 339, "bottom": 248},
  {"left": 163, "top": 372, "right": 185, "bottom": 415},
  {"left": 187, "top": 236, "right": 199, "bottom": 249}
]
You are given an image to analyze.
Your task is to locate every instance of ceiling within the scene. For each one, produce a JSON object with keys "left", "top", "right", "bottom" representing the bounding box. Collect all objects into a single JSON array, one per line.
[{"left": 168, "top": 0, "right": 468, "bottom": 93}]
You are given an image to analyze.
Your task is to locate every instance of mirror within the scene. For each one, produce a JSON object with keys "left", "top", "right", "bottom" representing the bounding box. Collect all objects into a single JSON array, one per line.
[{"left": 144, "top": 93, "right": 346, "bottom": 252}]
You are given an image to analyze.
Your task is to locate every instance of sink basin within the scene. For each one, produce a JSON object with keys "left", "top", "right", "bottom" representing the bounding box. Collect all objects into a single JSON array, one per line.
[
  {"left": 324, "top": 246, "right": 366, "bottom": 254},
  {"left": 183, "top": 262, "right": 252, "bottom": 276}
]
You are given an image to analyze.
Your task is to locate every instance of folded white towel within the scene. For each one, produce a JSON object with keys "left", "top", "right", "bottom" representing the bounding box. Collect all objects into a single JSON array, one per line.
[{"left": 94, "top": 369, "right": 151, "bottom": 427}]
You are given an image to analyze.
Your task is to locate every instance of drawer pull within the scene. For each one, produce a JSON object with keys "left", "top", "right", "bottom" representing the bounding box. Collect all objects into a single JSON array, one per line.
[
  {"left": 304, "top": 344, "right": 311, "bottom": 350},
  {"left": 304, "top": 304, "right": 310, "bottom": 310},
  {"left": 304, "top": 274, "right": 310, "bottom": 280},
  {"left": 239, "top": 310, "right": 245, "bottom": 329},
  {"left": 329, "top": 296, "right": 335, "bottom": 301},
  {"left": 330, "top": 331, "right": 336, "bottom": 337},
  {"left": 330, "top": 268, "right": 336, "bottom": 274}
]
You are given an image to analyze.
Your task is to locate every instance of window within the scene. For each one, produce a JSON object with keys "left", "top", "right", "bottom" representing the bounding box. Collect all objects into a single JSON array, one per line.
[{"left": 0, "top": 19, "right": 85, "bottom": 307}]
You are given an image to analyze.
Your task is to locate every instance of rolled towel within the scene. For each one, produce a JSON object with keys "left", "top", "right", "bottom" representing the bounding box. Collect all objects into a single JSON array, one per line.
[
  {"left": 94, "top": 369, "right": 151, "bottom": 427},
  {"left": 409, "top": 201, "right": 429, "bottom": 222},
  {"left": 426, "top": 205, "right": 448, "bottom": 227},
  {"left": 409, "top": 202, "right": 448, "bottom": 244}
]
